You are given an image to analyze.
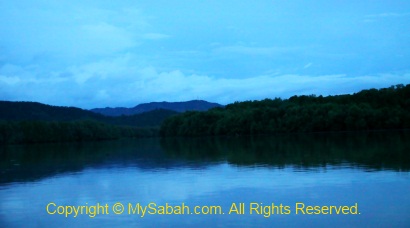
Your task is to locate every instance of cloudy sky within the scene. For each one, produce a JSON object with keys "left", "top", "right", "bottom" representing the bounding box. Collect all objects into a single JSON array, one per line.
[{"left": 1, "top": 0, "right": 410, "bottom": 109}]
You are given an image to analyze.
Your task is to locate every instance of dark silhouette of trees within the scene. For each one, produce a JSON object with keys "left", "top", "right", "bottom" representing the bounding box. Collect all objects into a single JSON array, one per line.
[
  {"left": 2, "top": 84, "right": 409, "bottom": 143},
  {"left": 0, "top": 102, "right": 177, "bottom": 144},
  {"left": 0, "top": 120, "right": 159, "bottom": 144},
  {"left": 0, "top": 101, "right": 177, "bottom": 128},
  {"left": 160, "top": 84, "right": 410, "bottom": 137}
]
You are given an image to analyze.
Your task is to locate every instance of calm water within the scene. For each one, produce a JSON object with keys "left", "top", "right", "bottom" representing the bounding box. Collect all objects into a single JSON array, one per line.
[{"left": 1, "top": 132, "right": 410, "bottom": 227}]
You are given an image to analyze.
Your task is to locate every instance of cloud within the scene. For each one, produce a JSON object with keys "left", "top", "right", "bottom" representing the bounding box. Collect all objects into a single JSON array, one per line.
[
  {"left": 1, "top": 1, "right": 410, "bottom": 109},
  {"left": 0, "top": 1, "right": 165, "bottom": 64},
  {"left": 0, "top": 75, "right": 20, "bottom": 85},
  {"left": 303, "top": 63, "right": 313, "bottom": 69},
  {"left": 213, "top": 45, "right": 301, "bottom": 56},
  {"left": 1, "top": 54, "right": 409, "bottom": 109},
  {"left": 142, "top": 33, "right": 171, "bottom": 40},
  {"left": 363, "top": 12, "right": 410, "bottom": 22},
  {"left": 365, "top": 12, "right": 410, "bottom": 18}
]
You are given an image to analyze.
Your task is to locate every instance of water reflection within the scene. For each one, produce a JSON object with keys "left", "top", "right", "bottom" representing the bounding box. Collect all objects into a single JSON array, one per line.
[
  {"left": 0, "top": 132, "right": 409, "bottom": 227},
  {"left": 1, "top": 131, "right": 409, "bottom": 185},
  {"left": 161, "top": 131, "right": 410, "bottom": 171},
  {"left": 0, "top": 139, "right": 171, "bottom": 185}
]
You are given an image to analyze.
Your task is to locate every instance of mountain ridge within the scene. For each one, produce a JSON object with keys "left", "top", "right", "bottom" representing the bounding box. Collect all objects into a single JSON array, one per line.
[
  {"left": 0, "top": 100, "right": 178, "bottom": 128},
  {"left": 90, "top": 100, "right": 223, "bottom": 116}
]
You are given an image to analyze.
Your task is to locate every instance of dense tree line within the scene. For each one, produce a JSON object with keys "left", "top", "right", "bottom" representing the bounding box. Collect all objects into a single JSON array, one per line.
[
  {"left": 0, "top": 101, "right": 178, "bottom": 128},
  {"left": 108, "top": 109, "right": 178, "bottom": 127},
  {"left": 0, "top": 120, "right": 158, "bottom": 144},
  {"left": 160, "top": 84, "right": 410, "bottom": 136},
  {"left": 0, "top": 102, "right": 177, "bottom": 144},
  {"left": 0, "top": 101, "right": 102, "bottom": 121}
]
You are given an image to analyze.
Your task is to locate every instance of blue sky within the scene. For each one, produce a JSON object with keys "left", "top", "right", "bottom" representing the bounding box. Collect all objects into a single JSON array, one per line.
[{"left": 1, "top": 0, "right": 410, "bottom": 109}]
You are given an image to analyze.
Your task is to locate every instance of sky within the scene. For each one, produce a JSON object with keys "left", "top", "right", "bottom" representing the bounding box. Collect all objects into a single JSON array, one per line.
[{"left": 1, "top": 0, "right": 410, "bottom": 109}]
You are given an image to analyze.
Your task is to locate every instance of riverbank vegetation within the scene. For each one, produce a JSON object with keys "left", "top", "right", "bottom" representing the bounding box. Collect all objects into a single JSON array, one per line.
[
  {"left": 0, "top": 102, "right": 176, "bottom": 144},
  {"left": 0, "top": 120, "right": 159, "bottom": 144},
  {"left": 160, "top": 84, "right": 410, "bottom": 136},
  {"left": 2, "top": 84, "right": 409, "bottom": 144}
]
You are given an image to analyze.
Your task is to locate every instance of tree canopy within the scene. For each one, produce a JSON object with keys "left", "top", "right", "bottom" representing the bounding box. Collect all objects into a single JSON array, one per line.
[{"left": 160, "top": 84, "right": 410, "bottom": 137}]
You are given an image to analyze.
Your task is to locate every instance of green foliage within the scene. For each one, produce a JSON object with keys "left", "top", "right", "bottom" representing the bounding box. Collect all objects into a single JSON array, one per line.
[
  {"left": 0, "top": 102, "right": 177, "bottom": 144},
  {"left": 107, "top": 109, "right": 178, "bottom": 127},
  {"left": 0, "top": 101, "right": 177, "bottom": 128},
  {"left": 0, "top": 120, "right": 158, "bottom": 144},
  {"left": 160, "top": 84, "right": 410, "bottom": 136}
]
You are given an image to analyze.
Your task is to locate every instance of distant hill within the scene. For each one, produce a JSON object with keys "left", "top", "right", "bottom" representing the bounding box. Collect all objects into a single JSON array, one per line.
[
  {"left": 0, "top": 101, "right": 177, "bottom": 127},
  {"left": 0, "top": 101, "right": 103, "bottom": 122},
  {"left": 108, "top": 109, "right": 178, "bottom": 127},
  {"left": 90, "top": 100, "right": 223, "bottom": 116}
]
